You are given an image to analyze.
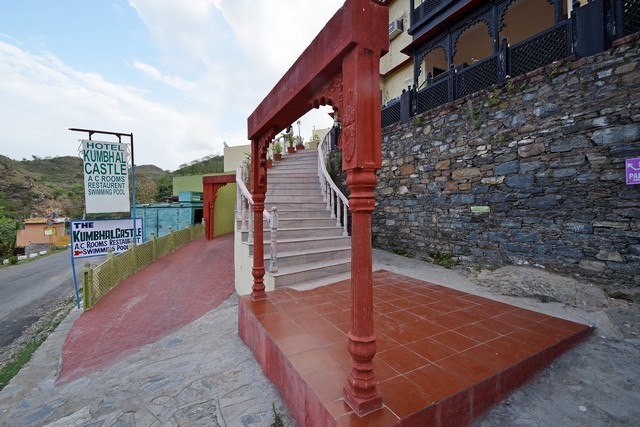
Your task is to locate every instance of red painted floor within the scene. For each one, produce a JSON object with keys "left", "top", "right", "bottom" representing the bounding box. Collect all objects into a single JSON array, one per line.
[
  {"left": 239, "top": 270, "right": 592, "bottom": 427},
  {"left": 57, "top": 234, "right": 235, "bottom": 384}
]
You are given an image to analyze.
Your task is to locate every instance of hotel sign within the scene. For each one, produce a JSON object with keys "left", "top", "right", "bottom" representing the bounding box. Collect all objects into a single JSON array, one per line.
[
  {"left": 82, "top": 139, "right": 130, "bottom": 213},
  {"left": 71, "top": 218, "right": 143, "bottom": 258}
]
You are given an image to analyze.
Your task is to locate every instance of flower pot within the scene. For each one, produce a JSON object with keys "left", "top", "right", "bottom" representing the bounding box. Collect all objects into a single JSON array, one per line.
[
  {"left": 267, "top": 159, "right": 273, "bottom": 168},
  {"left": 296, "top": 144, "right": 305, "bottom": 150},
  {"left": 274, "top": 153, "right": 282, "bottom": 161},
  {"left": 287, "top": 146, "right": 295, "bottom": 154}
]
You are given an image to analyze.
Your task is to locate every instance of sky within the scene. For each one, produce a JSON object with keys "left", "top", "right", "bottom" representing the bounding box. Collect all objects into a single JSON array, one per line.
[{"left": 0, "top": 0, "right": 344, "bottom": 171}]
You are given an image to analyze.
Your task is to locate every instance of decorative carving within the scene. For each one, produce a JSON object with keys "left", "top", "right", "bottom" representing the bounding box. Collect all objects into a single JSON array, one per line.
[
  {"left": 340, "top": 89, "right": 356, "bottom": 164},
  {"left": 309, "top": 73, "right": 344, "bottom": 113}
]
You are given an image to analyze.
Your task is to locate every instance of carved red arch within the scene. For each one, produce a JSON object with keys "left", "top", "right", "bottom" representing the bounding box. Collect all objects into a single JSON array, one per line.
[{"left": 247, "top": 0, "right": 388, "bottom": 415}]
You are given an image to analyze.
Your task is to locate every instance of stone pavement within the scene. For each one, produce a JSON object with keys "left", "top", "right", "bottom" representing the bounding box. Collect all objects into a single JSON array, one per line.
[{"left": 0, "top": 239, "right": 638, "bottom": 426}]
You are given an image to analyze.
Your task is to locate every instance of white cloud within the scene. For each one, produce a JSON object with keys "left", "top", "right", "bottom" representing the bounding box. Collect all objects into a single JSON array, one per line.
[
  {"left": 132, "top": 60, "right": 194, "bottom": 91},
  {"left": 0, "top": 41, "right": 217, "bottom": 170},
  {"left": 0, "top": 1, "right": 344, "bottom": 171}
]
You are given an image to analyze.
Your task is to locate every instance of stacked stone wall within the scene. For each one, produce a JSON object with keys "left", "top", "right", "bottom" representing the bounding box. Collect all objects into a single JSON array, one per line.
[{"left": 373, "top": 35, "right": 640, "bottom": 289}]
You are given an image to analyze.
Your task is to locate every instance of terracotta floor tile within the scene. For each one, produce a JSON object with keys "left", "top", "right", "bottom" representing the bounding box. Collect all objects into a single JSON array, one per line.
[
  {"left": 337, "top": 406, "right": 400, "bottom": 427},
  {"left": 377, "top": 345, "right": 429, "bottom": 374},
  {"left": 311, "top": 302, "right": 344, "bottom": 316},
  {"left": 405, "top": 363, "right": 470, "bottom": 402},
  {"left": 375, "top": 332, "right": 402, "bottom": 353},
  {"left": 539, "top": 316, "right": 589, "bottom": 334},
  {"left": 304, "top": 318, "right": 346, "bottom": 346},
  {"left": 323, "top": 341, "right": 352, "bottom": 366},
  {"left": 454, "top": 323, "right": 502, "bottom": 343},
  {"left": 476, "top": 317, "right": 521, "bottom": 335},
  {"left": 435, "top": 353, "right": 495, "bottom": 385},
  {"left": 275, "top": 332, "right": 320, "bottom": 356},
  {"left": 373, "top": 301, "right": 403, "bottom": 315},
  {"left": 305, "top": 365, "right": 349, "bottom": 404},
  {"left": 240, "top": 271, "right": 591, "bottom": 427},
  {"left": 322, "top": 309, "right": 351, "bottom": 327},
  {"left": 431, "top": 330, "right": 480, "bottom": 352},
  {"left": 406, "top": 337, "right": 458, "bottom": 363},
  {"left": 377, "top": 375, "right": 436, "bottom": 418},
  {"left": 485, "top": 335, "right": 540, "bottom": 360},
  {"left": 506, "top": 328, "right": 559, "bottom": 349},
  {"left": 373, "top": 357, "right": 401, "bottom": 382},
  {"left": 289, "top": 347, "right": 341, "bottom": 376},
  {"left": 430, "top": 312, "right": 476, "bottom": 329}
]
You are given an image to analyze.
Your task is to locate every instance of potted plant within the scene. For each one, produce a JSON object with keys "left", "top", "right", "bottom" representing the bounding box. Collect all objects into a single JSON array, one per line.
[
  {"left": 286, "top": 134, "right": 295, "bottom": 154},
  {"left": 295, "top": 136, "right": 305, "bottom": 150},
  {"left": 266, "top": 154, "right": 273, "bottom": 168},
  {"left": 273, "top": 141, "right": 283, "bottom": 160}
]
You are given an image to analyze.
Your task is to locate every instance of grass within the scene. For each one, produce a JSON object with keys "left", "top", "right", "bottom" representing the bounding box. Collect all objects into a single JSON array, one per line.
[
  {"left": 271, "top": 402, "right": 284, "bottom": 427},
  {"left": 0, "top": 296, "right": 74, "bottom": 391}
]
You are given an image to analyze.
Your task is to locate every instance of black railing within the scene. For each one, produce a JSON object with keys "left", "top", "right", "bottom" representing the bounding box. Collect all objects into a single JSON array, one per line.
[
  {"left": 383, "top": 0, "right": 640, "bottom": 128},
  {"left": 456, "top": 55, "right": 500, "bottom": 99},
  {"left": 510, "top": 22, "right": 571, "bottom": 77},
  {"left": 381, "top": 101, "right": 401, "bottom": 128},
  {"left": 622, "top": 0, "right": 640, "bottom": 35}
]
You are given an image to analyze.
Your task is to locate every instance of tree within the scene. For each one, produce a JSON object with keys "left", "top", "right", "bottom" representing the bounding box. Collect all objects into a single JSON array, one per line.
[
  {"left": 134, "top": 175, "right": 159, "bottom": 204},
  {"left": 0, "top": 212, "right": 18, "bottom": 258}
]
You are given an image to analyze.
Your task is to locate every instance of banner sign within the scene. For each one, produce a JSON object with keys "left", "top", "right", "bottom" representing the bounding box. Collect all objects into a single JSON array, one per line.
[
  {"left": 70, "top": 218, "right": 143, "bottom": 259},
  {"left": 82, "top": 139, "right": 130, "bottom": 213},
  {"left": 626, "top": 157, "right": 640, "bottom": 185}
]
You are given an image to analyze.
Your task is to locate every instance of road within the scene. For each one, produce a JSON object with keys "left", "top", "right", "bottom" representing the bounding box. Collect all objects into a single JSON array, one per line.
[{"left": 0, "top": 250, "right": 103, "bottom": 354}]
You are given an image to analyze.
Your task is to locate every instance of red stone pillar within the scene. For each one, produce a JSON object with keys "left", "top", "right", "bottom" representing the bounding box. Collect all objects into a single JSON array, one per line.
[
  {"left": 341, "top": 44, "right": 384, "bottom": 415},
  {"left": 251, "top": 138, "right": 268, "bottom": 300}
]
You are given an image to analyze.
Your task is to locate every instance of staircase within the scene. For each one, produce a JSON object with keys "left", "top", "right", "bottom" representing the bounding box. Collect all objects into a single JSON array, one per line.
[{"left": 258, "top": 149, "right": 351, "bottom": 289}]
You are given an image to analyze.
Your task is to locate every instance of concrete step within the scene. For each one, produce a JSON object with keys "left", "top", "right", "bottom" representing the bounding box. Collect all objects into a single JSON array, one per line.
[
  {"left": 263, "top": 217, "right": 339, "bottom": 228},
  {"left": 265, "top": 202, "right": 328, "bottom": 211},
  {"left": 266, "top": 258, "right": 351, "bottom": 288},
  {"left": 266, "top": 194, "right": 324, "bottom": 203},
  {"left": 287, "top": 271, "right": 352, "bottom": 291},
  {"left": 267, "top": 182, "right": 321, "bottom": 191},
  {"left": 245, "top": 235, "right": 351, "bottom": 255},
  {"left": 264, "top": 246, "right": 351, "bottom": 270},
  {"left": 260, "top": 226, "right": 345, "bottom": 240}
]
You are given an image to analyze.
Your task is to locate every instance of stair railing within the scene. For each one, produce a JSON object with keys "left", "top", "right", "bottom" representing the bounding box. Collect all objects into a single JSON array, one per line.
[
  {"left": 236, "top": 163, "right": 279, "bottom": 272},
  {"left": 318, "top": 133, "right": 349, "bottom": 236}
]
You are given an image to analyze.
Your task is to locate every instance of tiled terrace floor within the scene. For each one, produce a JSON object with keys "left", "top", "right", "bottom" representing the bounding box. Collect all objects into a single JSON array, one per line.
[{"left": 239, "top": 270, "right": 592, "bottom": 426}]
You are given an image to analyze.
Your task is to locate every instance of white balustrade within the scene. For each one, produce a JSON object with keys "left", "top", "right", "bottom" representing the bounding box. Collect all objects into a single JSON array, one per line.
[{"left": 317, "top": 132, "right": 350, "bottom": 237}]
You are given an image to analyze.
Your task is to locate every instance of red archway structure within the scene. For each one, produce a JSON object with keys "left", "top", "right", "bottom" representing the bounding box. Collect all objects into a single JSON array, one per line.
[
  {"left": 202, "top": 174, "right": 235, "bottom": 240},
  {"left": 247, "top": 0, "right": 388, "bottom": 416}
]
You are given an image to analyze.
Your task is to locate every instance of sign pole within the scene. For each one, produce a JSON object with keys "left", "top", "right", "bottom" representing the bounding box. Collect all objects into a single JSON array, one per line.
[
  {"left": 70, "top": 244, "right": 81, "bottom": 309},
  {"left": 131, "top": 132, "right": 137, "bottom": 245}
]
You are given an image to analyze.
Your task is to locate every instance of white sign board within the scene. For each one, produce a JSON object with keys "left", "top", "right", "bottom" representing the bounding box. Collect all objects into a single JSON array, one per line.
[
  {"left": 82, "top": 139, "right": 130, "bottom": 213},
  {"left": 71, "top": 218, "right": 143, "bottom": 259}
]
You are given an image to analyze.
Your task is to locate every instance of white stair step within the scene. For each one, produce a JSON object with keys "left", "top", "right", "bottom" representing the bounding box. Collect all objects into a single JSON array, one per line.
[
  {"left": 266, "top": 259, "right": 351, "bottom": 287},
  {"left": 261, "top": 226, "right": 346, "bottom": 240},
  {"left": 264, "top": 246, "right": 351, "bottom": 269}
]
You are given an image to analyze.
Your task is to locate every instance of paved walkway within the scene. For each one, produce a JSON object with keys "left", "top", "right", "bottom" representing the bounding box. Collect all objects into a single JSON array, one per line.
[{"left": 0, "top": 238, "right": 638, "bottom": 426}]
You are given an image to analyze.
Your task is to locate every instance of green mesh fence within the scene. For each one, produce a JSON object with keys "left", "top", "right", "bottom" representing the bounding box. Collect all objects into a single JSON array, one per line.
[{"left": 83, "top": 223, "right": 204, "bottom": 309}]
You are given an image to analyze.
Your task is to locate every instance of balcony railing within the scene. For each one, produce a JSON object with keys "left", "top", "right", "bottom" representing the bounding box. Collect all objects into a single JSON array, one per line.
[{"left": 384, "top": 0, "right": 640, "bottom": 128}]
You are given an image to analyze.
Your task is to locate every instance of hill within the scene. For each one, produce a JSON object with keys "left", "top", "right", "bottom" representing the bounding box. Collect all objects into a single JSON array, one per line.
[{"left": 0, "top": 154, "right": 224, "bottom": 222}]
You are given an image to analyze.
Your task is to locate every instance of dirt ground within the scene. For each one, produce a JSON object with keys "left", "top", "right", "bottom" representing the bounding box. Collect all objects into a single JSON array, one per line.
[{"left": 465, "top": 265, "right": 640, "bottom": 426}]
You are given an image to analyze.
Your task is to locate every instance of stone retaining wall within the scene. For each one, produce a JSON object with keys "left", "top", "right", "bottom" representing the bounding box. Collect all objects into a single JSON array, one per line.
[{"left": 373, "top": 35, "right": 640, "bottom": 289}]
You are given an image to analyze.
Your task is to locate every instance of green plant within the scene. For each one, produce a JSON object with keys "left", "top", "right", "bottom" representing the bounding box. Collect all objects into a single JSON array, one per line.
[
  {"left": 9, "top": 256, "right": 18, "bottom": 265},
  {"left": 393, "top": 249, "right": 414, "bottom": 258},
  {"left": 505, "top": 78, "right": 515, "bottom": 95},
  {"left": 271, "top": 403, "right": 284, "bottom": 427},
  {"left": 428, "top": 252, "right": 457, "bottom": 269},
  {"left": 487, "top": 85, "right": 501, "bottom": 107},
  {"left": 287, "top": 134, "right": 294, "bottom": 147},
  {"left": 466, "top": 101, "right": 484, "bottom": 129},
  {"left": 548, "top": 61, "right": 560, "bottom": 77},
  {"left": 411, "top": 116, "right": 423, "bottom": 127},
  {"left": 273, "top": 142, "right": 282, "bottom": 154}
]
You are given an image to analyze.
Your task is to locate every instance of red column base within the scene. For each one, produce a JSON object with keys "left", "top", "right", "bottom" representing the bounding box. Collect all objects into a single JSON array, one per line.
[
  {"left": 251, "top": 289, "right": 267, "bottom": 301},
  {"left": 343, "top": 385, "right": 383, "bottom": 416}
]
